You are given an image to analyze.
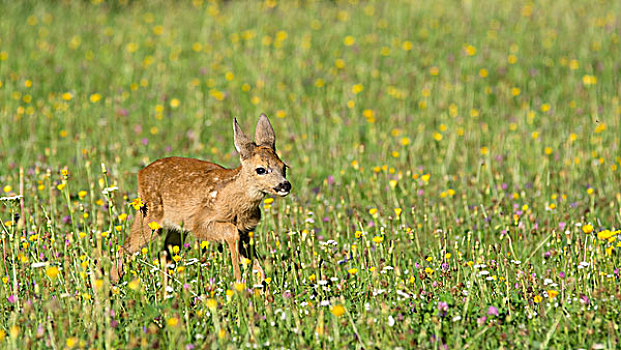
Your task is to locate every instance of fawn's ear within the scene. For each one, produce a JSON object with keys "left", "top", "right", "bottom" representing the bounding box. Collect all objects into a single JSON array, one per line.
[
  {"left": 255, "top": 113, "right": 276, "bottom": 150},
  {"left": 233, "top": 118, "right": 254, "bottom": 158}
]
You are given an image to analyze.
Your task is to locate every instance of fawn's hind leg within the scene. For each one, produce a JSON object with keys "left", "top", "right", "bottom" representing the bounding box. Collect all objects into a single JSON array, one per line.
[{"left": 110, "top": 201, "right": 164, "bottom": 282}]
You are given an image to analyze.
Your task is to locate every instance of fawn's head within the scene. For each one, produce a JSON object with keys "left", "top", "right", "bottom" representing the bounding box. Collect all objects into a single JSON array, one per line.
[{"left": 233, "top": 114, "right": 291, "bottom": 197}]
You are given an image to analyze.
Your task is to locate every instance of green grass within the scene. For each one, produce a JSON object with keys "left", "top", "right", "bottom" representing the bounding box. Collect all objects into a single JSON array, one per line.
[{"left": 1, "top": 0, "right": 620, "bottom": 348}]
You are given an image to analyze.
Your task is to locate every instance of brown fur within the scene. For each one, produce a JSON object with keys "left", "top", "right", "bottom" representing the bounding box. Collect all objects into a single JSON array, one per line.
[{"left": 111, "top": 114, "right": 290, "bottom": 283}]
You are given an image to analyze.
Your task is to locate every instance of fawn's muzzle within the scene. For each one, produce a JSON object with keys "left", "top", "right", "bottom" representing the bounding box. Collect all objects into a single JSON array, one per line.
[{"left": 274, "top": 181, "right": 291, "bottom": 196}]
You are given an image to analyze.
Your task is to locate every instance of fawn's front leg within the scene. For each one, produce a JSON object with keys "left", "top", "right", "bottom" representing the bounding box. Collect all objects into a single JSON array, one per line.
[{"left": 194, "top": 221, "right": 241, "bottom": 281}]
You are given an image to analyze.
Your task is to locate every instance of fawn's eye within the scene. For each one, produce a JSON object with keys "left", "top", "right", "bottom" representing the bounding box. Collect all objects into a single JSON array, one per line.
[{"left": 256, "top": 167, "right": 267, "bottom": 175}]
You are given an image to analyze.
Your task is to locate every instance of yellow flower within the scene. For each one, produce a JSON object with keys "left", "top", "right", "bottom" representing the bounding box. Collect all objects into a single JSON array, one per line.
[
  {"left": 131, "top": 197, "right": 144, "bottom": 210},
  {"left": 352, "top": 84, "right": 364, "bottom": 94},
  {"left": 205, "top": 298, "right": 218, "bottom": 310},
  {"left": 372, "top": 236, "right": 384, "bottom": 244},
  {"left": 424, "top": 267, "right": 434, "bottom": 275},
  {"left": 128, "top": 279, "right": 140, "bottom": 291},
  {"left": 534, "top": 295, "right": 542, "bottom": 303},
  {"left": 330, "top": 304, "right": 346, "bottom": 317},
  {"left": 89, "top": 93, "right": 102, "bottom": 103},
  {"left": 464, "top": 44, "right": 477, "bottom": 56},
  {"left": 547, "top": 290, "right": 559, "bottom": 300},
  {"left": 46, "top": 266, "right": 60, "bottom": 279},
  {"left": 394, "top": 208, "right": 402, "bottom": 217},
  {"left": 582, "top": 224, "right": 594, "bottom": 234},
  {"left": 234, "top": 282, "right": 246, "bottom": 292},
  {"left": 166, "top": 317, "right": 179, "bottom": 327},
  {"left": 148, "top": 221, "right": 162, "bottom": 231},
  {"left": 200, "top": 241, "right": 209, "bottom": 249},
  {"left": 597, "top": 230, "right": 620, "bottom": 240},
  {"left": 348, "top": 268, "right": 358, "bottom": 275}
]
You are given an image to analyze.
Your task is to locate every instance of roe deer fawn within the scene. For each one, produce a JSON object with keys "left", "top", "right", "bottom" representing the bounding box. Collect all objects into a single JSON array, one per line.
[{"left": 110, "top": 114, "right": 291, "bottom": 284}]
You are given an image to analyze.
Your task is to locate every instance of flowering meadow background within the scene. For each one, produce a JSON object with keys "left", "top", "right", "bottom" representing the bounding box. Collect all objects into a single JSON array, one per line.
[{"left": 1, "top": 0, "right": 620, "bottom": 348}]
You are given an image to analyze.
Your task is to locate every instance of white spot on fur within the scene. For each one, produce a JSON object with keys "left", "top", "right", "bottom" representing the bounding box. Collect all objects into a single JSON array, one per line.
[
  {"left": 213, "top": 177, "right": 219, "bottom": 181},
  {"left": 210, "top": 191, "right": 218, "bottom": 198}
]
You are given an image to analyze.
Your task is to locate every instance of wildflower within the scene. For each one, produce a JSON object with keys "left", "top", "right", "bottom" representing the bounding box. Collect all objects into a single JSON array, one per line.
[
  {"left": 348, "top": 268, "right": 358, "bottom": 275},
  {"left": 128, "top": 279, "right": 140, "bottom": 291},
  {"left": 46, "top": 266, "right": 60, "bottom": 279},
  {"left": 437, "top": 302, "right": 449, "bottom": 317},
  {"left": 372, "top": 236, "right": 384, "bottom": 244},
  {"left": 487, "top": 306, "right": 499, "bottom": 316},
  {"left": 205, "top": 298, "right": 218, "bottom": 310},
  {"left": 234, "top": 282, "right": 246, "bottom": 292},
  {"left": 89, "top": 93, "right": 102, "bottom": 103},
  {"left": 148, "top": 221, "right": 162, "bottom": 231},
  {"left": 167, "top": 317, "right": 179, "bottom": 327},
  {"left": 330, "top": 304, "right": 346, "bottom": 317},
  {"left": 533, "top": 295, "right": 543, "bottom": 303},
  {"left": 547, "top": 290, "right": 559, "bottom": 300},
  {"left": 597, "top": 230, "right": 620, "bottom": 240},
  {"left": 78, "top": 190, "right": 87, "bottom": 199},
  {"left": 131, "top": 197, "right": 144, "bottom": 210},
  {"left": 394, "top": 208, "right": 402, "bottom": 217},
  {"left": 354, "top": 231, "right": 362, "bottom": 239},
  {"left": 582, "top": 224, "right": 594, "bottom": 234}
]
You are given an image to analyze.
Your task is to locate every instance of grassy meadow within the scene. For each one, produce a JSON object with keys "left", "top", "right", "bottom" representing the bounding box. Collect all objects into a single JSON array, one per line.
[{"left": 1, "top": 0, "right": 621, "bottom": 348}]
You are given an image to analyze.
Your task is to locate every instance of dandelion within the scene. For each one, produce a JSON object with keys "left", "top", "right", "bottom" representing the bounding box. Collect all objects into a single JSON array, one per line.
[
  {"left": 464, "top": 44, "right": 477, "bottom": 56},
  {"left": 46, "top": 266, "right": 60, "bottom": 279},
  {"left": 372, "top": 236, "right": 384, "bottom": 244},
  {"left": 534, "top": 295, "right": 543, "bottom": 303},
  {"left": 547, "top": 290, "right": 559, "bottom": 300},
  {"left": 148, "top": 221, "right": 162, "bottom": 231},
  {"left": 330, "top": 304, "right": 346, "bottom": 317},
  {"left": 582, "top": 224, "right": 594, "bottom": 234},
  {"left": 348, "top": 268, "right": 358, "bottom": 275},
  {"left": 131, "top": 197, "right": 144, "bottom": 210},
  {"left": 597, "top": 230, "right": 620, "bottom": 240},
  {"left": 352, "top": 84, "right": 364, "bottom": 94},
  {"left": 167, "top": 317, "right": 179, "bottom": 327}
]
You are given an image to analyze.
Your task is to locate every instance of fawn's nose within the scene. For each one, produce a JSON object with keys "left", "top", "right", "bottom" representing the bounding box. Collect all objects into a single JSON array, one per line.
[{"left": 274, "top": 181, "right": 291, "bottom": 196}]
